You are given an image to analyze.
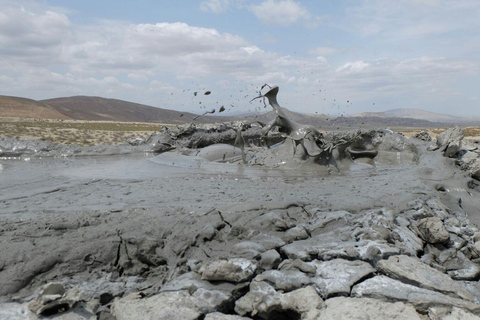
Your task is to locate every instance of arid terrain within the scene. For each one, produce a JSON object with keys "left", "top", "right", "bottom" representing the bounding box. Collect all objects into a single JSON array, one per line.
[
  {"left": 0, "top": 118, "right": 164, "bottom": 146},
  {"left": 2, "top": 117, "right": 480, "bottom": 146}
]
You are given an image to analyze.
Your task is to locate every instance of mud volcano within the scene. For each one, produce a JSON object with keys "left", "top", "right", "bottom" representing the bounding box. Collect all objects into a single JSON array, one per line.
[{"left": 2, "top": 86, "right": 480, "bottom": 319}]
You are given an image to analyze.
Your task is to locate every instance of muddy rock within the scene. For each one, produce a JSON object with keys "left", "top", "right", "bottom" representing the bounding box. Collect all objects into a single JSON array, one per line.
[
  {"left": 280, "top": 209, "right": 402, "bottom": 262},
  {"left": 134, "top": 238, "right": 167, "bottom": 267},
  {"left": 377, "top": 255, "right": 473, "bottom": 300},
  {"left": 309, "top": 259, "right": 376, "bottom": 298},
  {"left": 392, "top": 219, "right": 425, "bottom": 256},
  {"left": 413, "top": 131, "right": 432, "bottom": 142},
  {"left": 471, "top": 159, "right": 480, "bottom": 181},
  {"left": 439, "top": 307, "right": 480, "bottom": 320},
  {"left": 234, "top": 281, "right": 323, "bottom": 320},
  {"left": 437, "top": 127, "right": 464, "bottom": 157},
  {"left": 417, "top": 217, "right": 450, "bottom": 244},
  {"left": 197, "top": 258, "right": 257, "bottom": 283},
  {"left": 112, "top": 289, "right": 232, "bottom": 320},
  {"left": 318, "top": 297, "right": 423, "bottom": 320},
  {"left": 254, "top": 269, "right": 312, "bottom": 292},
  {"left": 456, "top": 151, "right": 480, "bottom": 170},
  {"left": 27, "top": 282, "right": 78, "bottom": 316},
  {"left": 258, "top": 249, "right": 281, "bottom": 271},
  {"left": 283, "top": 225, "right": 310, "bottom": 243},
  {"left": 279, "top": 258, "right": 317, "bottom": 274},
  {"left": 447, "top": 261, "right": 480, "bottom": 281},
  {"left": 352, "top": 276, "right": 480, "bottom": 314},
  {"left": 160, "top": 272, "right": 249, "bottom": 300}
]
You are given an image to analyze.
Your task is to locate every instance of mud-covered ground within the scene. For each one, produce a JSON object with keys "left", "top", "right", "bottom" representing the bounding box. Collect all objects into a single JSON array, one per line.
[{"left": 2, "top": 121, "right": 480, "bottom": 319}]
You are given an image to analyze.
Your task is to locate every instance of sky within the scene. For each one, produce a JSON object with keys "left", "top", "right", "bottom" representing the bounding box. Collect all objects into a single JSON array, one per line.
[{"left": 1, "top": 0, "right": 479, "bottom": 117}]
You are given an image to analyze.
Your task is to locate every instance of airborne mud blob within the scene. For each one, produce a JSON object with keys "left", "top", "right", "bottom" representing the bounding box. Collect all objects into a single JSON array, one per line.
[{"left": 1, "top": 86, "right": 480, "bottom": 319}]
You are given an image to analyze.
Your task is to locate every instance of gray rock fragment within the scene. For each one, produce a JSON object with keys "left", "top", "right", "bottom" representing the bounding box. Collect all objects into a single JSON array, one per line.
[
  {"left": 437, "top": 127, "right": 464, "bottom": 157},
  {"left": 284, "top": 226, "right": 310, "bottom": 243},
  {"left": 112, "top": 289, "right": 231, "bottom": 320},
  {"left": 448, "top": 262, "right": 480, "bottom": 281},
  {"left": 234, "top": 281, "right": 323, "bottom": 320},
  {"left": 310, "top": 259, "right": 376, "bottom": 298},
  {"left": 27, "top": 282, "right": 77, "bottom": 316},
  {"left": 413, "top": 131, "right": 432, "bottom": 142},
  {"left": 377, "top": 255, "right": 473, "bottom": 300},
  {"left": 254, "top": 270, "right": 312, "bottom": 292},
  {"left": 258, "top": 249, "right": 281, "bottom": 271},
  {"left": 440, "top": 307, "right": 480, "bottom": 320},
  {"left": 352, "top": 276, "right": 480, "bottom": 314},
  {"left": 417, "top": 217, "right": 450, "bottom": 244},
  {"left": 160, "top": 272, "right": 249, "bottom": 300},
  {"left": 392, "top": 221, "right": 424, "bottom": 256},
  {"left": 198, "top": 258, "right": 257, "bottom": 283},
  {"left": 318, "top": 297, "right": 423, "bottom": 320},
  {"left": 278, "top": 259, "right": 317, "bottom": 274}
]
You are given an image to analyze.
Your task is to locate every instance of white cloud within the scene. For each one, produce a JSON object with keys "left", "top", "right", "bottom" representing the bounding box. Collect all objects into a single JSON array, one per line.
[
  {"left": 332, "top": 57, "right": 478, "bottom": 99},
  {"left": 336, "top": 61, "right": 370, "bottom": 73},
  {"left": 344, "top": 0, "right": 480, "bottom": 39},
  {"left": 308, "top": 46, "right": 338, "bottom": 56},
  {"left": 251, "top": 0, "right": 310, "bottom": 26},
  {"left": 128, "top": 73, "right": 149, "bottom": 82},
  {"left": 200, "top": 0, "right": 231, "bottom": 13},
  {"left": 243, "top": 46, "right": 263, "bottom": 55},
  {"left": 0, "top": 6, "right": 71, "bottom": 63}
]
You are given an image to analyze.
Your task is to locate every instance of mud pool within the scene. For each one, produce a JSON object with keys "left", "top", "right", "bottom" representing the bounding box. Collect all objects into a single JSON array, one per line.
[{"left": 1, "top": 144, "right": 424, "bottom": 220}]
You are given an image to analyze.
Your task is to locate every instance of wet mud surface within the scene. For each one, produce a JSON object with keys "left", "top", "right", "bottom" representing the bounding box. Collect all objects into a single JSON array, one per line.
[{"left": 2, "top": 88, "right": 480, "bottom": 319}]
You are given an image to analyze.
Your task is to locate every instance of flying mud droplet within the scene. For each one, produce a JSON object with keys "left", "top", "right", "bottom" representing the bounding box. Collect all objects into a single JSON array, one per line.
[
  {"left": 204, "top": 91, "right": 211, "bottom": 95},
  {"left": 194, "top": 92, "right": 198, "bottom": 96},
  {"left": 193, "top": 108, "right": 216, "bottom": 121},
  {"left": 219, "top": 106, "right": 225, "bottom": 113}
]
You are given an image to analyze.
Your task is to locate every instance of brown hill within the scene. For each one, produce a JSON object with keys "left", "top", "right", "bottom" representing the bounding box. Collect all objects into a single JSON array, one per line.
[
  {"left": 0, "top": 95, "right": 70, "bottom": 120},
  {"left": 42, "top": 96, "right": 207, "bottom": 124}
]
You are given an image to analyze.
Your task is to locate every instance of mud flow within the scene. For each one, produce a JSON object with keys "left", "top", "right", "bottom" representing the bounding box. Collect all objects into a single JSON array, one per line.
[{"left": 1, "top": 87, "right": 480, "bottom": 319}]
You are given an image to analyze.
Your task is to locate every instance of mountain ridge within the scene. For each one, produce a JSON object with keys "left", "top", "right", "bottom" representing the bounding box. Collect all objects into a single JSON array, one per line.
[
  {"left": 1, "top": 94, "right": 478, "bottom": 128},
  {"left": 354, "top": 108, "right": 479, "bottom": 124},
  {"left": 0, "top": 95, "right": 71, "bottom": 120}
]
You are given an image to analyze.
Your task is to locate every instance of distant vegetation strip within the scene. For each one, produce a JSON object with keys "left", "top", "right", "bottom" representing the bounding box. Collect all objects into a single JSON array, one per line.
[{"left": 0, "top": 120, "right": 166, "bottom": 132}]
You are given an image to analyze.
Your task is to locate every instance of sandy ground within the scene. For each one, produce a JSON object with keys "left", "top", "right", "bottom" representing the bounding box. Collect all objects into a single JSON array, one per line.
[
  {"left": 2, "top": 117, "right": 480, "bottom": 146},
  {"left": 0, "top": 118, "right": 164, "bottom": 145}
]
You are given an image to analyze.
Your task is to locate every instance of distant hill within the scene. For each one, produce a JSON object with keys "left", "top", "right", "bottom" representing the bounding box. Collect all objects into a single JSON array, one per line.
[
  {"left": 42, "top": 96, "right": 209, "bottom": 124},
  {"left": 0, "top": 94, "right": 473, "bottom": 129},
  {"left": 0, "top": 95, "right": 70, "bottom": 120},
  {"left": 355, "top": 108, "right": 480, "bottom": 125}
]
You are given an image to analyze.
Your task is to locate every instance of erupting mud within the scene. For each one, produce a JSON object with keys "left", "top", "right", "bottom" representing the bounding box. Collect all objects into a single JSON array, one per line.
[{"left": 2, "top": 86, "right": 480, "bottom": 319}]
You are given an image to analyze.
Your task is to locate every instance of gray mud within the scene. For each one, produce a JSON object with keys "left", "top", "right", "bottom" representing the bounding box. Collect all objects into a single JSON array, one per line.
[{"left": 2, "top": 90, "right": 480, "bottom": 319}]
